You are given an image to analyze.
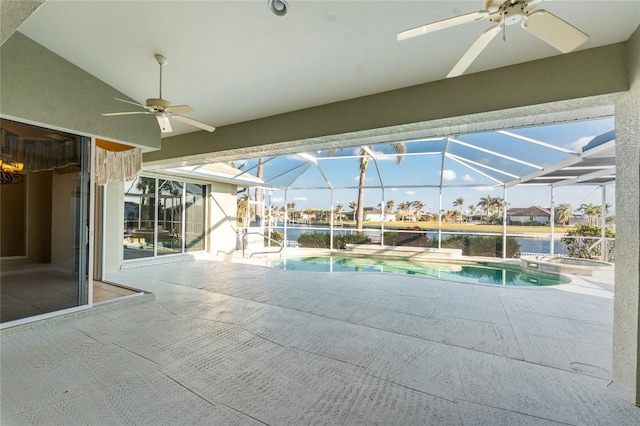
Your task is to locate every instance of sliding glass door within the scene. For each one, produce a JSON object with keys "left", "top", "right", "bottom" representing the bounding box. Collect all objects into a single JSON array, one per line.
[
  {"left": 0, "top": 119, "right": 91, "bottom": 323},
  {"left": 123, "top": 176, "right": 206, "bottom": 260}
]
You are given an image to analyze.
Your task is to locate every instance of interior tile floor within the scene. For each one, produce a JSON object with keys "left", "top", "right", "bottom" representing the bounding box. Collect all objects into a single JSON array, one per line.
[
  {"left": 1, "top": 269, "right": 140, "bottom": 323},
  {"left": 1, "top": 253, "right": 638, "bottom": 424},
  {"left": 93, "top": 280, "right": 139, "bottom": 303}
]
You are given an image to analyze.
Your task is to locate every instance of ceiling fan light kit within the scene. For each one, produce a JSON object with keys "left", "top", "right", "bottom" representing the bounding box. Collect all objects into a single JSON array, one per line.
[
  {"left": 102, "top": 54, "right": 216, "bottom": 133},
  {"left": 398, "top": 0, "right": 589, "bottom": 78}
]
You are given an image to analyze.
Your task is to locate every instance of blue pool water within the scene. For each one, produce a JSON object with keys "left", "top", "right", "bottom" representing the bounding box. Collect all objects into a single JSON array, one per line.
[{"left": 269, "top": 256, "right": 569, "bottom": 286}]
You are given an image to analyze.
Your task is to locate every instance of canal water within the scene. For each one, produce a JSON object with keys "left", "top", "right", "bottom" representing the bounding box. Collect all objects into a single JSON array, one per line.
[{"left": 269, "top": 224, "right": 567, "bottom": 255}]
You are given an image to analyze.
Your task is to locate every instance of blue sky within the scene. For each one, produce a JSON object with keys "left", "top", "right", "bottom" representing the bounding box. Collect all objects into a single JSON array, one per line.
[{"left": 240, "top": 118, "right": 616, "bottom": 215}]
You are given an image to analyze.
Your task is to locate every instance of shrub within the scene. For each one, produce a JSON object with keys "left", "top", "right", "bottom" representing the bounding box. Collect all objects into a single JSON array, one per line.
[
  {"left": 265, "top": 230, "right": 283, "bottom": 246},
  {"left": 440, "top": 235, "right": 465, "bottom": 250},
  {"left": 383, "top": 228, "right": 429, "bottom": 247},
  {"left": 383, "top": 231, "right": 427, "bottom": 246},
  {"left": 440, "top": 234, "right": 520, "bottom": 258},
  {"left": 296, "top": 232, "right": 372, "bottom": 249},
  {"left": 562, "top": 225, "right": 615, "bottom": 260},
  {"left": 334, "top": 233, "right": 371, "bottom": 249},
  {"left": 297, "top": 232, "right": 330, "bottom": 248}
]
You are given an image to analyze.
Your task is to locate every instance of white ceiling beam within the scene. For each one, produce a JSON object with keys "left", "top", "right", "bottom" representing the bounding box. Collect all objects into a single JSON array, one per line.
[
  {"left": 552, "top": 167, "right": 616, "bottom": 188},
  {"left": 446, "top": 154, "right": 506, "bottom": 185},
  {"left": 497, "top": 130, "right": 579, "bottom": 155},
  {"left": 449, "top": 138, "right": 544, "bottom": 170},
  {"left": 505, "top": 139, "right": 616, "bottom": 188}
]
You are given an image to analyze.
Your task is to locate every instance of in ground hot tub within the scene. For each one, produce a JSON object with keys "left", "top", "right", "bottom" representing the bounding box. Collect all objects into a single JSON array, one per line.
[{"left": 521, "top": 256, "right": 613, "bottom": 277}]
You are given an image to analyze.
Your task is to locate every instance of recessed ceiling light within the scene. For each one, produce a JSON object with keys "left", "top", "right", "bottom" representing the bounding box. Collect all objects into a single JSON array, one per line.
[{"left": 268, "top": 0, "right": 288, "bottom": 17}]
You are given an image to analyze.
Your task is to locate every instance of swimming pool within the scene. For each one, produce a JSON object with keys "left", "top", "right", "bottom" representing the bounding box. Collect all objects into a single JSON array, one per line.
[{"left": 269, "top": 256, "right": 569, "bottom": 286}]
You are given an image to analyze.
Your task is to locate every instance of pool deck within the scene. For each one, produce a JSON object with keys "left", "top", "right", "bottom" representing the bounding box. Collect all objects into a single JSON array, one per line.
[{"left": 2, "top": 250, "right": 638, "bottom": 424}]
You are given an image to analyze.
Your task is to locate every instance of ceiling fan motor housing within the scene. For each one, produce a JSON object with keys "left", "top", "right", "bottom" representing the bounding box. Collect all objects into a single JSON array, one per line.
[
  {"left": 145, "top": 98, "right": 173, "bottom": 111},
  {"left": 490, "top": 0, "right": 530, "bottom": 25}
]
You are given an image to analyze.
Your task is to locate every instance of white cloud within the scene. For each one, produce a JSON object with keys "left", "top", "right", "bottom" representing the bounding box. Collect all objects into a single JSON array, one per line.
[
  {"left": 565, "top": 136, "right": 594, "bottom": 151},
  {"left": 292, "top": 197, "right": 308, "bottom": 201},
  {"left": 442, "top": 170, "right": 456, "bottom": 181},
  {"left": 474, "top": 186, "right": 496, "bottom": 192},
  {"left": 463, "top": 174, "right": 475, "bottom": 182},
  {"left": 389, "top": 188, "right": 398, "bottom": 192},
  {"left": 271, "top": 197, "right": 284, "bottom": 203},
  {"left": 404, "top": 190, "right": 415, "bottom": 196}
]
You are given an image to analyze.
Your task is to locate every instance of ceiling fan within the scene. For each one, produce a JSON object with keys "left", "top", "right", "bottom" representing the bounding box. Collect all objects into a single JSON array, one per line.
[
  {"left": 102, "top": 54, "right": 215, "bottom": 133},
  {"left": 398, "top": 0, "right": 589, "bottom": 78}
]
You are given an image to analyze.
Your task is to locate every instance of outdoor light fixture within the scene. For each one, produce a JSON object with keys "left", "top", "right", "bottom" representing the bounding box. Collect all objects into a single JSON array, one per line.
[{"left": 268, "top": 0, "right": 288, "bottom": 17}]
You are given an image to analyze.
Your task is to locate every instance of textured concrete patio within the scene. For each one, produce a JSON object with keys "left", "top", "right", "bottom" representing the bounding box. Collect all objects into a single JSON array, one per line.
[{"left": 2, "top": 254, "right": 639, "bottom": 425}]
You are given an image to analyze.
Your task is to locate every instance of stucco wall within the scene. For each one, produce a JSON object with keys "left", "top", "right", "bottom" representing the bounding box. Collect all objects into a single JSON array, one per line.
[
  {"left": 103, "top": 180, "right": 125, "bottom": 274},
  {"left": 208, "top": 182, "right": 238, "bottom": 255},
  {"left": 0, "top": 33, "right": 159, "bottom": 150},
  {"left": 612, "top": 24, "right": 640, "bottom": 404}
]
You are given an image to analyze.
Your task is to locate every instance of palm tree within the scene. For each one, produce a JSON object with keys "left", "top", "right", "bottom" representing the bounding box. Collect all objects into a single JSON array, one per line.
[
  {"left": 348, "top": 201, "right": 357, "bottom": 221},
  {"left": 492, "top": 197, "right": 506, "bottom": 215},
  {"left": 467, "top": 204, "right": 476, "bottom": 222},
  {"left": 254, "top": 157, "right": 265, "bottom": 225},
  {"left": 385, "top": 200, "right": 394, "bottom": 215},
  {"left": 237, "top": 193, "right": 252, "bottom": 226},
  {"left": 286, "top": 202, "right": 296, "bottom": 222},
  {"left": 487, "top": 197, "right": 507, "bottom": 224},
  {"left": 477, "top": 195, "right": 494, "bottom": 220},
  {"left": 412, "top": 200, "right": 425, "bottom": 221},
  {"left": 555, "top": 203, "right": 573, "bottom": 227},
  {"left": 329, "top": 143, "right": 406, "bottom": 231},
  {"left": 384, "top": 200, "right": 394, "bottom": 221},
  {"left": 335, "top": 203, "right": 344, "bottom": 223},
  {"left": 447, "top": 209, "right": 461, "bottom": 223},
  {"left": 579, "top": 203, "right": 599, "bottom": 226},
  {"left": 397, "top": 201, "right": 411, "bottom": 221},
  {"left": 453, "top": 197, "right": 464, "bottom": 215}
]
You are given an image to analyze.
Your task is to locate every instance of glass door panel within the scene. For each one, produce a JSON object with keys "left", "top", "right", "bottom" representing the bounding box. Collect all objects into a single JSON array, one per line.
[
  {"left": 157, "top": 179, "right": 182, "bottom": 256},
  {"left": 185, "top": 183, "right": 206, "bottom": 252},
  {"left": 1, "top": 119, "right": 90, "bottom": 323},
  {"left": 123, "top": 176, "right": 156, "bottom": 260}
]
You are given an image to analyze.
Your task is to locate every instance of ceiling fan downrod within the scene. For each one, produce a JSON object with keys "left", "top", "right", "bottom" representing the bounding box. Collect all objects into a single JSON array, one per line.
[{"left": 155, "top": 54, "right": 168, "bottom": 100}]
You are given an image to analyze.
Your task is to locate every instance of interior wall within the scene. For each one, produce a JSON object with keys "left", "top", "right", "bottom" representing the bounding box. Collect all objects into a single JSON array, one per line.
[
  {"left": 50, "top": 166, "right": 79, "bottom": 271},
  {"left": 1, "top": 170, "right": 53, "bottom": 269},
  {"left": 0, "top": 177, "right": 26, "bottom": 257},
  {"left": 28, "top": 171, "right": 52, "bottom": 264},
  {"left": 208, "top": 182, "right": 238, "bottom": 255}
]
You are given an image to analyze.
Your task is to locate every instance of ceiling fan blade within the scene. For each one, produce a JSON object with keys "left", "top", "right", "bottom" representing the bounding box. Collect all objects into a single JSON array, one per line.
[
  {"left": 102, "top": 111, "right": 151, "bottom": 116},
  {"left": 156, "top": 115, "right": 172, "bottom": 133},
  {"left": 397, "top": 10, "right": 489, "bottom": 41},
  {"left": 447, "top": 24, "right": 501, "bottom": 78},
  {"left": 113, "top": 98, "right": 147, "bottom": 109},
  {"left": 165, "top": 104, "right": 195, "bottom": 114},
  {"left": 172, "top": 115, "right": 216, "bottom": 132},
  {"left": 521, "top": 10, "right": 589, "bottom": 53}
]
